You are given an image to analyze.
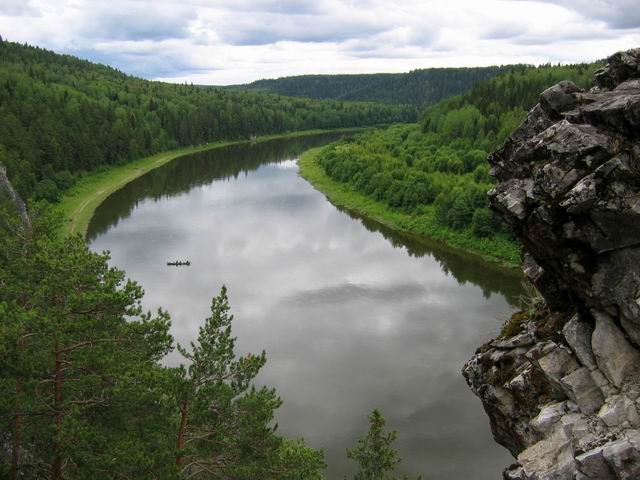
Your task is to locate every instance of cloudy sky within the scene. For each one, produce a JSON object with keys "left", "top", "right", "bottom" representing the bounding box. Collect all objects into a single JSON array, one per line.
[{"left": 0, "top": 0, "right": 639, "bottom": 85}]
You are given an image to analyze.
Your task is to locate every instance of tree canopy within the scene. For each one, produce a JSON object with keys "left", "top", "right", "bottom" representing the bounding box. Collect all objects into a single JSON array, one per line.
[
  {"left": 313, "top": 61, "right": 601, "bottom": 254},
  {"left": 0, "top": 41, "right": 416, "bottom": 201},
  {"left": 229, "top": 66, "right": 512, "bottom": 107}
]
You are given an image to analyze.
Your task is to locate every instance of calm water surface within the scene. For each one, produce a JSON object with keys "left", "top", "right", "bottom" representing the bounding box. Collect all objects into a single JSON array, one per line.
[{"left": 88, "top": 134, "right": 522, "bottom": 479}]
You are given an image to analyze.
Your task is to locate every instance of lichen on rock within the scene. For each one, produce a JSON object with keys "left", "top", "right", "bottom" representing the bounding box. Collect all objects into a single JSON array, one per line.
[{"left": 463, "top": 48, "right": 640, "bottom": 479}]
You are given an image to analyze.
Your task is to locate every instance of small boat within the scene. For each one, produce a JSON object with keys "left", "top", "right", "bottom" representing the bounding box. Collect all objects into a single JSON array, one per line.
[{"left": 167, "top": 260, "right": 191, "bottom": 266}]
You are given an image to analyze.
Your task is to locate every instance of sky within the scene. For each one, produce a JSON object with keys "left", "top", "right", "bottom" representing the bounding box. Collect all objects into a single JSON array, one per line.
[{"left": 0, "top": 0, "right": 639, "bottom": 85}]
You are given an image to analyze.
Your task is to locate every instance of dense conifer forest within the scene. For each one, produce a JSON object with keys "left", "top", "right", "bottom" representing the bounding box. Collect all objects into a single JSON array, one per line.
[
  {"left": 0, "top": 40, "right": 415, "bottom": 201},
  {"left": 228, "top": 67, "right": 511, "bottom": 107}
]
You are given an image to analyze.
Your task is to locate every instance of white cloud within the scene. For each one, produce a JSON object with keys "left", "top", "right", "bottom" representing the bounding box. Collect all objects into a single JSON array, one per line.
[{"left": 0, "top": 0, "right": 638, "bottom": 84}]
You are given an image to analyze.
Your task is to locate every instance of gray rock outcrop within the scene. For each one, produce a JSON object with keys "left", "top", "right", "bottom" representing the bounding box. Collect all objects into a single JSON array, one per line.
[
  {"left": 0, "top": 162, "right": 32, "bottom": 237},
  {"left": 463, "top": 48, "right": 640, "bottom": 479}
]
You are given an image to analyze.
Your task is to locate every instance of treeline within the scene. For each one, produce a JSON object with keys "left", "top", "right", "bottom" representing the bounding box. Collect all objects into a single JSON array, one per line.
[
  {"left": 314, "top": 61, "right": 601, "bottom": 259},
  {"left": 0, "top": 40, "right": 416, "bottom": 201},
  {"left": 422, "top": 62, "right": 599, "bottom": 148},
  {"left": 230, "top": 66, "right": 511, "bottom": 107}
]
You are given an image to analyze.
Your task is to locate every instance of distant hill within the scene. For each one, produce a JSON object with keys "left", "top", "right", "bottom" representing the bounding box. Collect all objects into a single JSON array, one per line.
[
  {"left": 227, "top": 67, "right": 513, "bottom": 107},
  {"left": 0, "top": 40, "right": 416, "bottom": 200}
]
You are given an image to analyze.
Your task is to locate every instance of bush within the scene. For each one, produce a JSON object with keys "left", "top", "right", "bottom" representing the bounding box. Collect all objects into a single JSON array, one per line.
[
  {"left": 34, "top": 178, "right": 60, "bottom": 202},
  {"left": 471, "top": 208, "right": 500, "bottom": 237}
]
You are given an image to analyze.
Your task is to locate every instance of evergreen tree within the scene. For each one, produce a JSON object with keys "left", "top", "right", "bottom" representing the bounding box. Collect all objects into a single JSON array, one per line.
[
  {"left": 0, "top": 202, "right": 174, "bottom": 479},
  {"left": 172, "top": 285, "right": 324, "bottom": 479},
  {"left": 346, "top": 409, "right": 421, "bottom": 480},
  {"left": 0, "top": 197, "right": 324, "bottom": 479}
]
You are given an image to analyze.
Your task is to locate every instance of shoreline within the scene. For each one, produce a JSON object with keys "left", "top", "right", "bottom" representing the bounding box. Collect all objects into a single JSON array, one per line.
[
  {"left": 297, "top": 147, "right": 521, "bottom": 270},
  {"left": 56, "top": 127, "right": 369, "bottom": 238}
]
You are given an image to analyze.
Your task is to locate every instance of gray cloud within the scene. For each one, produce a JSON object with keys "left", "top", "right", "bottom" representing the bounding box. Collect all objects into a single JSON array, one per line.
[
  {"left": 0, "top": 0, "right": 638, "bottom": 84},
  {"left": 209, "top": 12, "right": 392, "bottom": 46},
  {"left": 482, "top": 24, "right": 618, "bottom": 46},
  {"left": 482, "top": 25, "right": 528, "bottom": 41},
  {"left": 520, "top": 0, "right": 640, "bottom": 29},
  {"left": 67, "top": 46, "right": 216, "bottom": 78},
  {"left": 286, "top": 282, "right": 427, "bottom": 306},
  {"left": 77, "top": 2, "right": 197, "bottom": 41},
  {"left": 215, "top": 0, "right": 322, "bottom": 15}
]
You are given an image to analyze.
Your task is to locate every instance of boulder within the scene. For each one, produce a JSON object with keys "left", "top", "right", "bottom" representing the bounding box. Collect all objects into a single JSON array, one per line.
[
  {"left": 531, "top": 402, "right": 567, "bottom": 433},
  {"left": 562, "top": 315, "right": 596, "bottom": 370},
  {"left": 598, "top": 395, "right": 640, "bottom": 428},
  {"left": 576, "top": 447, "right": 616, "bottom": 479},
  {"left": 535, "top": 344, "right": 579, "bottom": 386},
  {"left": 602, "top": 440, "right": 640, "bottom": 479},
  {"left": 560, "top": 367, "right": 604, "bottom": 414},
  {"left": 539, "top": 81, "right": 581, "bottom": 117},
  {"left": 591, "top": 311, "right": 640, "bottom": 388}
]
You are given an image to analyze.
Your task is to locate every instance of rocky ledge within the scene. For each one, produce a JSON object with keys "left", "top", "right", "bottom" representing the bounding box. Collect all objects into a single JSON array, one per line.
[{"left": 463, "top": 49, "right": 640, "bottom": 479}]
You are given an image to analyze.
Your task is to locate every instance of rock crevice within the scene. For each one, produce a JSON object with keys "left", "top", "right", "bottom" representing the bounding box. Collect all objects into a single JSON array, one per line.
[{"left": 463, "top": 48, "right": 640, "bottom": 479}]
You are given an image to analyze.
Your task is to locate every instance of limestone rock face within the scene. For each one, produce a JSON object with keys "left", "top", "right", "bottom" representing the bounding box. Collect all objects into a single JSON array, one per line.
[{"left": 463, "top": 48, "right": 640, "bottom": 479}]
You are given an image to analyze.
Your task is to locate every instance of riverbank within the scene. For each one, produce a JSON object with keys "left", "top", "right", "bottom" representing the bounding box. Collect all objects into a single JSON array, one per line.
[
  {"left": 57, "top": 128, "right": 369, "bottom": 238},
  {"left": 298, "top": 147, "right": 521, "bottom": 268}
]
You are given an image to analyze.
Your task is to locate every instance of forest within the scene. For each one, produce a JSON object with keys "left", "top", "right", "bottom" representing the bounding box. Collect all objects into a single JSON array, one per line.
[
  {"left": 311, "top": 61, "right": 600, "bottom": 263},
  {"left": 229, "top": 66, "right": 511, "bottom": 107},
  {"left": 0, "top": 40, "right": 416, "bottom": 202}
]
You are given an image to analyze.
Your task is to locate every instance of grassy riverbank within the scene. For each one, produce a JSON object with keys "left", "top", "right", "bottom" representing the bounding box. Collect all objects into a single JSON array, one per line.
[
  {"left": 57, "top": 128, "right": 369, "bottom": 238},
  {"left": 298, "top": 147, "right": 521, "bottom": 268}
]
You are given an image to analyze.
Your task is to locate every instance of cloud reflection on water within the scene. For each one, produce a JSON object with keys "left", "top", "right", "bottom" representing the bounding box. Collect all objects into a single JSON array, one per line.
[{"left": 89, "top": 136, "right": 520, "bottom": 479}]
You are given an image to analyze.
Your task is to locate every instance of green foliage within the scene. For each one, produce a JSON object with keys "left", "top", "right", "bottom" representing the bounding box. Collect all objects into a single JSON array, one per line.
[
  {"left": 0, "top": 205, "right": 175, "bottom": 479},
  {"left": 0, "top": 203, "right": 324, "bottom": 479},
  {"left": 471, "top": 208, "right": 502, "bottom": 238},
  {"left": 232, "top": 66, "right": 512, "bottom": 107},
  {"left": 346, "top": 409, "right": 421, "bottom": 480},
  {"left": 274, "top": 439, "right": 327, "bottom": 480},
  {"left": 299, "top": 148, "right": 520, "bottom": 266},
  {"left": 0, "top": 40, "right": 416, "bottom": 199},
  {"left": 316, "top": 125, "right": 505, "bottom": 238},
  {"left": 172, "top": 285, "right": 317, "bottom": 479},
  {"left": 518, "top": 281, "right": 545, "bottom": 314},
  {"left": 347, "top": 409, "right": 400, "bottom": 480},
  {"left": 422, "top": 61, "right": 601, "bottom": 151},
  {"left": 312, "top": 61, "right": 602, "bottom": 263}
]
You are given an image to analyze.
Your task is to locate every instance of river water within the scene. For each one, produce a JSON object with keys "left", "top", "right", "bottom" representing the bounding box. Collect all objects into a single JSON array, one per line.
[{"left": 88, "top": 133, "right": 521, "bottom": 479}]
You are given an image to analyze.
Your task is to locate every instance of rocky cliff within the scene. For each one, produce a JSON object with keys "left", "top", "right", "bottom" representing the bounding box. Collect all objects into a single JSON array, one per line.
[{"left": 463, "top": 49, "right": 640, "bottom": 479}]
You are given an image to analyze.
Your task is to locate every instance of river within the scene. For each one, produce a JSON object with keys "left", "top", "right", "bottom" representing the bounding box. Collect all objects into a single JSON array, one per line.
[{"left": 88, "top": 133, "right": 521, "bottom": 479}]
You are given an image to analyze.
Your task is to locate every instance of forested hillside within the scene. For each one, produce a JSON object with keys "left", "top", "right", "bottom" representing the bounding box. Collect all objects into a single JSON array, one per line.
[
  {"left": 308, "top": 61, "right": 602, "bottom": 264},
  {"left": 229, "top": 66, "right": 511, "bottom": 107},
  {"left": 0, "top": 40, "right": 415, "bottom": 201}
]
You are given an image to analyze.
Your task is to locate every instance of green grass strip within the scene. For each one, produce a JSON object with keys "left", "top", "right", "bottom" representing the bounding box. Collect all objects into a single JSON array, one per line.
[
  {"left": 56, "top": 128, "right": 369, "bottom": 238},
  {"left": 298, "top": 147, "right": 521, "bottom": 269}
]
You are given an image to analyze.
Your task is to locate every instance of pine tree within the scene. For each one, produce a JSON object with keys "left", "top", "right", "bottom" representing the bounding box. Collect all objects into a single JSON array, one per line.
[
  {"left": 347, "top": 409, "right": 422, "bottom": 480},
  {"left": 0, "top": 203, "right": 174, "bottom": 479},
  {"left": 347, "top": 409, "right": 400, "bottom": 480},
  {"left": 172, "top": 285, "right": 324, "bottom": 479}
]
